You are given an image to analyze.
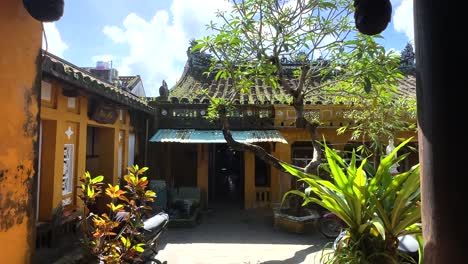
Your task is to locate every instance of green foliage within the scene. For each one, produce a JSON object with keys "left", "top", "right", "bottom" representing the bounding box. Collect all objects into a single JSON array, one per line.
[
  {"left": 194, "top": 0, "right": 415, "bottom": 153},
  {"left": 193, "top": 0, "right": 355, "bottom": 100},
  {"left": 281, "top": 138, "right": 422, "bottom": 263},
  {"left": 326, "top": 36, "right": 417, "bottom": 155},
  {"left": 78, "top": 165, "right": 156, "bottom": 264},
  {"left": 206, "top": 97, "right": 232, "bottom": 120}
]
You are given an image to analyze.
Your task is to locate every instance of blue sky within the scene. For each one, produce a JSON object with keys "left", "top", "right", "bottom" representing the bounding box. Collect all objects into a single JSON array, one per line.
[{"left": 44, "top": 0, "right": 414, "bottom": 97}]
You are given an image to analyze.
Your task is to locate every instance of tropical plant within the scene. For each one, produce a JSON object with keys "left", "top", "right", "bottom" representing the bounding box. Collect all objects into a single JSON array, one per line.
[
  {"left": 78, "top": 165, "right": 156, "bottom": 264},
  {"left": 281, "top": 138, "right": 422, "bottom": 263}
]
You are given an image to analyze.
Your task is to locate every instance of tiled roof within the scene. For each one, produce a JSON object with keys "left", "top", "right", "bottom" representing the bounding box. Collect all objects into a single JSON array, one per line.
[
  {"left": 165, "top": 63, "right": 416, "bottom": 105},
  {"left": 42, "top": 52, "right": 154, "bottom": 114},
  {"left": 395, "top": 74, "right": 416, "bottom": 98},
  {"left": 169, "top": 74, "right": 299, "bottom": 105},
  {"left": 119, "top": 75, "right": 141, "bottom": 90}
]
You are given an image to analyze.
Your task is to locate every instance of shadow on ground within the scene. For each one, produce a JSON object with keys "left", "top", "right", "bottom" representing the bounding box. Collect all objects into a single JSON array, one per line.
[
  {"left": 153, "top": 205, "right": 333, "bottom": 264},
  {"left": 260, "top": 245, "right": 325, "bottom": 264},
  {"left": 159, "top": 205, "right": 331, "bottom": 247}
]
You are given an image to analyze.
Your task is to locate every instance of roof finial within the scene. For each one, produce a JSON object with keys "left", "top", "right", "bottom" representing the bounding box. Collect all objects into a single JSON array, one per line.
[
  {"left": 400, "top": 42, "right": 415, "bottom": 72},
  {"left": 159, "top": 80, "right": 169, "bottom": 99}
]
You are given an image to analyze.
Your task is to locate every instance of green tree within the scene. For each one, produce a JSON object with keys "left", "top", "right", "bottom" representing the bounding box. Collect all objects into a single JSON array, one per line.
[{"left": 194, "top": 0, "right": 415, "bottom": 174}]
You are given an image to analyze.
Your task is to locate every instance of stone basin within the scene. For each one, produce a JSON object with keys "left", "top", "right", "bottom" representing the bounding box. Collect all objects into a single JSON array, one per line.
[{"left": 273, "top": 208, "right": 321, "bottom": 234}]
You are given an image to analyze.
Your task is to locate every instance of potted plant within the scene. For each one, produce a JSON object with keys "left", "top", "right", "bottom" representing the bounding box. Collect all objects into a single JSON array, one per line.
[{"left": 281, "top": 138, "right": 423, "bottom": 263}]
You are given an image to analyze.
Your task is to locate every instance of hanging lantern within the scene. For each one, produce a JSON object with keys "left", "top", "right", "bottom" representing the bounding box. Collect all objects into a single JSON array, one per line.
[
  {"left": 354, "top": 0, "right": 392, "bottom": 35},
  {"left": 23, "top": 0, "right": 64, "bottom": 22}
]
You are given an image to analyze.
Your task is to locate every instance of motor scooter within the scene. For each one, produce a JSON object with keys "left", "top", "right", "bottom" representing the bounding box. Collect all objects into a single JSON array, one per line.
[{"left": 115, "top": 211, "right": 169, "bottom": 264}]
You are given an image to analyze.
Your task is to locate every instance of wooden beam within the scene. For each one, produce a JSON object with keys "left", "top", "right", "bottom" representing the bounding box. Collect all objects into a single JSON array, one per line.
[{"left": 414, "top": 0, "right": 467, "bottom": 262}]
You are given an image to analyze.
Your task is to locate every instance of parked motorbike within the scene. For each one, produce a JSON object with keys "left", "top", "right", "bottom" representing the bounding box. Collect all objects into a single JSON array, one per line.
[
  {"left": 115, "top": 211, "right": 169, "bottom": 264},
  {"left": 318, "top": 212, "right": 346, "bottom": 238}
]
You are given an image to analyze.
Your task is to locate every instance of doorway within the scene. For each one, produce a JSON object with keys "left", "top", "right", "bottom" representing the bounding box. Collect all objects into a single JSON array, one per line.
[
  {"left": 209, "top": 144, "right": 244, "bottom": 207},
  {"left": 86, "top": 126, "right": 116, "bottom": 183}
]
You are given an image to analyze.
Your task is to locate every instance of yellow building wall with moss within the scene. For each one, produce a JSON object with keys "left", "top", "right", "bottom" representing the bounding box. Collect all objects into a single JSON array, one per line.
[{"left": 0, "top": 0, "right": 42, "bottom": 262}]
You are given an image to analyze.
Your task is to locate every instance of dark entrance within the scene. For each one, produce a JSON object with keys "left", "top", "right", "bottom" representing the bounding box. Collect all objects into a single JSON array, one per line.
[{"left": 209, "top": 144, "right": 244, "bottom": 207}]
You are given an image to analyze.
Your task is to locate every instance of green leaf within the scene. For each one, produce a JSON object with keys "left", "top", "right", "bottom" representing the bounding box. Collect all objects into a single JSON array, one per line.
[
  {"left": 133, "top": 243, "right": 146, "bottom": 253},
  {"left": 279, "top": 162, "right": 319, "bottom": 180},
  {"left": 121, "top": 236, "right": 131, "bottom": 249},
  {"left": 91, "top": 175, "right": 104, "bottom": 184},
  {"left": 87, "top": 186, "right": 94, "bottom": 197},
  {"left": 191, "top": 43, "right": 205, "bottom": 52},
  {"left": 364, "top": 77, "right": 372, "bottom": 93},
  {"left": 371, "top": 216, "right": 386, "bottom": 239}
]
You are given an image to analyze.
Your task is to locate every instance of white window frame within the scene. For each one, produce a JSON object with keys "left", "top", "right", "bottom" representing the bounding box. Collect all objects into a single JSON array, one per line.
[{"left": 63, "top": 144, "right": 74, "bottom": 195}]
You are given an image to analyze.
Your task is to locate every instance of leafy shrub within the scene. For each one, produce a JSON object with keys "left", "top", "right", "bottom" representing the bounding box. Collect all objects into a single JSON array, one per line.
[
  {"left": 282, "top": 138, "right": 422, "bottom": 263},
  {"left": 78, "top": 165, "right": 156, "bottom": 264}
]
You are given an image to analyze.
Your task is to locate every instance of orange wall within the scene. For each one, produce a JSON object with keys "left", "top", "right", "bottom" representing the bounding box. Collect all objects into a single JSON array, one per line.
[{"left": 0, "top": 0, "right": 42, "bottom": 262}]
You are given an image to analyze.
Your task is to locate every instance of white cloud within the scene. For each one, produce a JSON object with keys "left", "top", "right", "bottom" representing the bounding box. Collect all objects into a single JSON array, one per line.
[
  {"left": 103, "top": 26, "right": 126, "bottom": 44},
  {"left": 393, "top": 0, "right": 414, "bottom": 41},
  {"left": 102, "top": 0, "right": 231, "bottom": 96},
  {"left": 42, "top": 23, "right": 68, "bottom": 57}
]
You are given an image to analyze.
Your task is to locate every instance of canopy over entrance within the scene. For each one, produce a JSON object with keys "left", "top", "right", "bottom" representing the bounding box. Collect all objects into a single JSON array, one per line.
[{"left": 149, "top": 129, "right": 287, "bottom": 144}]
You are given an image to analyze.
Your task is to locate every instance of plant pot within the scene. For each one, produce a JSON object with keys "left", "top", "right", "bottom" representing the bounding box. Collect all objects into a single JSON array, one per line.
[{"left": 273, "top": 208, "right": 320, "bottom": 234}]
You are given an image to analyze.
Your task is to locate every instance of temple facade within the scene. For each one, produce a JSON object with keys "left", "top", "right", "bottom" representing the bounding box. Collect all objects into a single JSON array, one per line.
[{"left": 146, "top": 47, "right": 418, "bottom": 210}]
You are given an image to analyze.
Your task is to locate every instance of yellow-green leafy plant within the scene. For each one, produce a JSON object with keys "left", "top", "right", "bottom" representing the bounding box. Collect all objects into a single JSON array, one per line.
[
  {"left": 281, "top": 138, "right": 422, "bottom": 263},
  {"left": 78, "top": 165, "right": 156, "bottom": 264}
]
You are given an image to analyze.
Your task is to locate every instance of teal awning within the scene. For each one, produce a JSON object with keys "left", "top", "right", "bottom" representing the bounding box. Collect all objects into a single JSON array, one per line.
[{"left": 149, "top": 129, "right": 287, "bottom": 144}]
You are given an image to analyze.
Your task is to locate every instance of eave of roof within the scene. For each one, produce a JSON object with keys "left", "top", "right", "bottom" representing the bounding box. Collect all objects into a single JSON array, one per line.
[{"left": 42, "top": 52, "right": 154, "bottom": 114}]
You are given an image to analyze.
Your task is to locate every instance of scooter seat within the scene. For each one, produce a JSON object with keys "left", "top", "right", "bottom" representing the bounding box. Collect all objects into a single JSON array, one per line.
[{"left": 143, "top": 212, "right": 169, "bottom": 233}]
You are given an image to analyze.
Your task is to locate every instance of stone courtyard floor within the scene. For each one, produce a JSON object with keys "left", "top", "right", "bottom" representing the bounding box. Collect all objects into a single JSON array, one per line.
[{"left": 155, "top": 205, "right": 332, "bottom": 264}]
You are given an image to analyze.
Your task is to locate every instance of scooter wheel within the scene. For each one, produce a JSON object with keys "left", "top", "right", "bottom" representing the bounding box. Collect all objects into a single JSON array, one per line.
[{"left": 319, "top": 218, "right": 342, "bottom": 238}]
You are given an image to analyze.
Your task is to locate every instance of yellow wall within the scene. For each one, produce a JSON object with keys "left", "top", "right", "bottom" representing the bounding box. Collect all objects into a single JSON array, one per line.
[
  {"left": 0, "top": 0, "right": 42, "bottom": 262},
  {"left": 39, "top": 82, "right": 132, "bottom": 220}
]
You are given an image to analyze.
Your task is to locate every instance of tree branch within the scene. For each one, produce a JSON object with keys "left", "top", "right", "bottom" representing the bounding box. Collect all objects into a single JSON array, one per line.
[
  {"left": 304, "top": 122, "right": 322, "bottom": 174},
  {"left": 218, "top": 105, "right": 303, "bottom": 175}
]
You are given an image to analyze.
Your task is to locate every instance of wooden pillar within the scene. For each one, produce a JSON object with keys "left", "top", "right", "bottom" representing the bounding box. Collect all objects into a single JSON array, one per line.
[
  {"left": 76, "top": 101, "right": 88, "bottom": 210},
  {"left": 414, "top": 1, "right": 467, "bottom": 262},
  {"left": 275, "top": 141, "right": 292, "bottom": 204},
  {"left": 244, "top": 152, "right": 255, "bottom": 209},
  {"left": 0, "top": 1, "right": 42, "bottom": 262},
  {"left": 270, "top": 143, "right": 280, "bottom": 204},
  {"left": 197, "top": 144, "right": 209, "bottom": 208},
  {"left": 165, "top": 144, "right": 172, "bottom": 187},
  {"left": 38, "top": 121, "right": 57, "bottom": 221}
]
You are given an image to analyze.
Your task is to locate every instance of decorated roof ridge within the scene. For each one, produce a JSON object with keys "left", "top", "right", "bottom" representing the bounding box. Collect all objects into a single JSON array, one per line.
[
  {"left": 119, "top": 75, "right": 141, "bottom": 90},
  {"left": 42, "top": 51, "right": 154, "bottom": 114},
  {"left": 162, "top": 61, "right": 416, "bottom": 105}
]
